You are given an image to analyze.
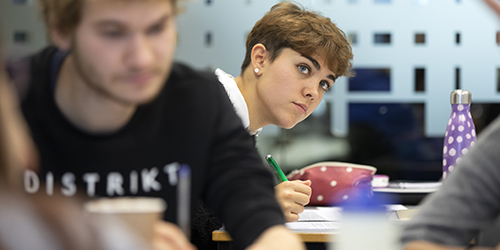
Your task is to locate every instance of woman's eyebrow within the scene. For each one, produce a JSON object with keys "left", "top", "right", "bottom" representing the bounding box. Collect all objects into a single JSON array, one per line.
[
  {"left": 303, "top": 55, "right": 337, "bottom": 81},
  {"left": 303, "top": 55, "right": 321, "bottom": 70}
]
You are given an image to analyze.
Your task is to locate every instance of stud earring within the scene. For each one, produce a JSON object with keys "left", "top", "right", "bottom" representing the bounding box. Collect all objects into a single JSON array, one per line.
[{"left": 254, "top": 68, "right": 259, "bottom": 74}]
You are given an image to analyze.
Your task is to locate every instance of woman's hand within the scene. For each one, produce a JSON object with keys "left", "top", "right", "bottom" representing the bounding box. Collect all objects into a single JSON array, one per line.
[{"left": 274, "top": 180, "right": 312, "bottom": 222}]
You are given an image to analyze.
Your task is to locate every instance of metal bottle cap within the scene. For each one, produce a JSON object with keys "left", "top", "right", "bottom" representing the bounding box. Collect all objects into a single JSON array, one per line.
[{"left": 450, "top": 89, "right": 472, "bottom": 104}]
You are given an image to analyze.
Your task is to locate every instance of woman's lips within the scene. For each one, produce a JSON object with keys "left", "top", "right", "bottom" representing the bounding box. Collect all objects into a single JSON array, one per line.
[{"left": 293, "top": 102, "right": 308, "bottom": 114}]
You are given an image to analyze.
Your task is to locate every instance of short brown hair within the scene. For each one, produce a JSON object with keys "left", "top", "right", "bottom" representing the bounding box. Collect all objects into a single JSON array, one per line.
[
  {"left": 241, "top": 2, "right": 354, "bottom": 78},
  {"left": 40, "top": 0, "right": 178, "bottom": 36}
]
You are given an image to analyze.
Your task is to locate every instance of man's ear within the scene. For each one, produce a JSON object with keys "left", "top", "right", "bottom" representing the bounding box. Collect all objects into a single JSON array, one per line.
[
  {"left": 48, "top": 17, "right": 71, "bottom": 51},
  {"left": 250, "top": 43, "right": 268, "bottom": 76}
]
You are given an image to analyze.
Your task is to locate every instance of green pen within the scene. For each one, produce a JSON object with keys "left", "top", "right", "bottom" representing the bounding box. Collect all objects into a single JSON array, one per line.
[{"left": 265, "top": 154, "right": 288, "bottom": 182}]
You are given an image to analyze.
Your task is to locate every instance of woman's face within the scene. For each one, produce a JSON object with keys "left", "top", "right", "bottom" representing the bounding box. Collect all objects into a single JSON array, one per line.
[
  {"left": 0, "top": 69, "right": 38, "bottom": 184},
  {"left": 255, "top": 48, "right": 336, "bottom": 129}
]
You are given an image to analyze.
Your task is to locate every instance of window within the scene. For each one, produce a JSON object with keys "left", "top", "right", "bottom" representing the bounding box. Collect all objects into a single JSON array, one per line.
[
  {"left": 13, "top": 31, "right": 29, "bottom": 45},
  {"left": 497, "top": 68, "right": 500, "bottom": 92},
  {"left": 374, "top": 33, "right": 391, "bottom": 45},
  {"left": 348, "top": 33, "right": 358, "bottom": 45},
  {"left": 205, "top": 31, "right": 212, "bottom": 47},
  {"left": 468, "top": 103, "right": 500, "bottom": 134},
  {"left": 348, "top": 102, "right": 442, "bottom": 180},
  {"left": 415, "top": 33, "right": 426, "bottom": 44},
  {"left": 349, "top": 68, "right": 391, "bottom": 92},
  {"left": 415, "top": 68, "right": 425, "bottom": 92}
]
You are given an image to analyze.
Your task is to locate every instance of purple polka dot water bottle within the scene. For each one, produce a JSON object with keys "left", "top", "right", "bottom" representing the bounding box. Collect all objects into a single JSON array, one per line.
[{"left": 443, "top": 89, "right": 476, "bottom": 180}]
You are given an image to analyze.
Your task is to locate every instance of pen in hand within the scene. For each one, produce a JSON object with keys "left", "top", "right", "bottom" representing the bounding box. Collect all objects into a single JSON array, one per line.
[{"left": 265, "top": 154, "right": 288, "bottom": 182}]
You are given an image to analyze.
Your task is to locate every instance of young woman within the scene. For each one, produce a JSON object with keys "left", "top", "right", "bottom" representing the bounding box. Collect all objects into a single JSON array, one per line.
[
  {"left": 192, "top": 2, "right": 354, "bottom": 249},
  {"left": 216, "top": 1, "right": 354, "bottom": 221}
]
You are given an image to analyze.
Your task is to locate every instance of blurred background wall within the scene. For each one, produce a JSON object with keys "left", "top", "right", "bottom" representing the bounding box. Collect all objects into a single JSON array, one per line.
[{"left": 2, "top": 0, "right": 500, "bottom": 181}]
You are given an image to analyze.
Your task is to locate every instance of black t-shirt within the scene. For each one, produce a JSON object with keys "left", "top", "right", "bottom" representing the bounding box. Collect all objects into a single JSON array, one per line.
[{"left": 15, "top": 46, "right": 285, "bottom": 250}]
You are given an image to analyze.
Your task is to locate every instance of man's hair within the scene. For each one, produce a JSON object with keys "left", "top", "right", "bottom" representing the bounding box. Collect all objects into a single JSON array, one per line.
[
  {"left": 40, "top": 0, "right": 177, "bottom": 36},
  {"left": 241, "top": 1, "right": 354, "bottom": 78}
]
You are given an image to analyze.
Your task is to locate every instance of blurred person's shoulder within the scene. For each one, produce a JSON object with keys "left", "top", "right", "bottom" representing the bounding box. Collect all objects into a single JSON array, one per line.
[
  {"left": 6, "top": 46, "right": 59, "bottom": 101},
  {"left": 7, "top": 46, "right": 58, "bottom": 74},
  {"left": 30, "top": 46, "right": 59, "bottom": 66},
  {"left": 165, "top": 62, "right": 230, "bottom": 106},
  {"left": 168, "top": 62, "right": 221, "bottom": 89}
]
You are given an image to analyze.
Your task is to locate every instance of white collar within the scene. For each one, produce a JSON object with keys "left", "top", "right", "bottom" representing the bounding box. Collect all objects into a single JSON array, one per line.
[{"left": 215, "top": 68, "right": 262, "bottom": 136}]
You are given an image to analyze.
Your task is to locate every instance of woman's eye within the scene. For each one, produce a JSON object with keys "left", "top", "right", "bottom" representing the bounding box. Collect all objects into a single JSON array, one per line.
[
  {"left": 298, "top": 65, "right": 310, "bottom": 75},
  {"left": 320, "top": 81, "right": 331, "bottom": 91}
]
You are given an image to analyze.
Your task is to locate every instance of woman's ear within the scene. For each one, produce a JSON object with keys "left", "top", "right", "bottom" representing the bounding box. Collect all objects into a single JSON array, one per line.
[{"left": 250, "top": 43, "right": 268, "bottom": 76}]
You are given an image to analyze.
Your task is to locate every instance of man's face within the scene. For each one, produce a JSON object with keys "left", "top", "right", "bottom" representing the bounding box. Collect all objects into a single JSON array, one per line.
[{"left": 69, "top": 0, "right": 176, "bottom": 105}]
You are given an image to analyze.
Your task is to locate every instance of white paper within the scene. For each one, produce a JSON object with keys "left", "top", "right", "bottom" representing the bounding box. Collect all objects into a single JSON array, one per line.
[
  {"left": 388, "top": 181, "right": 442, "bottom": 189},
  {"left": 384, "top": 204, "right": 407, "bottom": 211},
  {"left": 298, "top": 206, "right": 342, "bottom": 222},
  {"left": 286, "top": 221, "right": 340, "bottom": 230}
]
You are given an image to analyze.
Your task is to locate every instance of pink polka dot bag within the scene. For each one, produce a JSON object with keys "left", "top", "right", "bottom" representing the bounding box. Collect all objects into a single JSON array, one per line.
[{"left": 287, "top": 162, "right": 377, "bottom": 206}]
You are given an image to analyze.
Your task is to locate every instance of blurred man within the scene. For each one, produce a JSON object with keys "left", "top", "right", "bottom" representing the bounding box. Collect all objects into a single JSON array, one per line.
[{"left": 8, "top": 0, "right": 304, "bottom": 249}]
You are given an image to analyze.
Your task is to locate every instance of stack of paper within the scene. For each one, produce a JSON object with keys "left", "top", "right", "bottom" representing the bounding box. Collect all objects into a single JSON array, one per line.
[
  {"left": 285, "top": 205, "right": 414, "bottom": 231},
  {"left": 285, "top": 207, "right": 341, "bottom": 231}
]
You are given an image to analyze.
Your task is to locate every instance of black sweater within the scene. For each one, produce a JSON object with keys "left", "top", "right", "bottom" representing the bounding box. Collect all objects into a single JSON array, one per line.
[{"left": 15, "top": 46, "right": 285, "bottom": 250}]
